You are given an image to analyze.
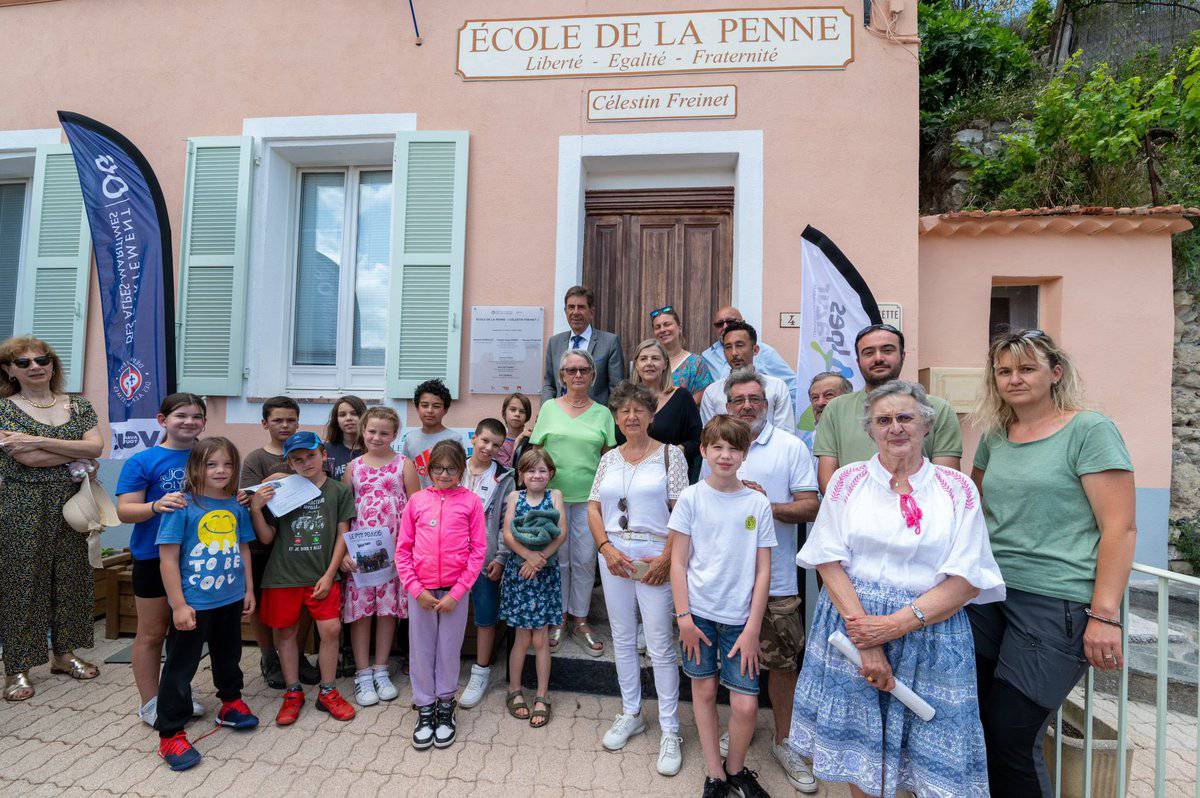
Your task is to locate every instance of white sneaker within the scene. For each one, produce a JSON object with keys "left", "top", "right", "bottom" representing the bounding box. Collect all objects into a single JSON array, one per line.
[
  {"left": 137, "top": 696, "right": 204, "bottom": 727},
  {"left": 602, "top": 712, "right": 647, "bottom": 751},
  {"left": 459, "top": 664, "right": 491, "bottom": 708},
  {"left": 373, "top": 667, "right": 398, "bottom": 702},
  {"left": 354, "top": 672, "right": 379, "bottom": 707},
  {"left": 636, "top": 624, "right": 646, "bottom": 654},
  {"left": 719, "top": 730, "right": 729, "bottom": 757},
  {"left": 657, "top": 732, "right": 683, "bottom": 776},
  {"left": 772, "top": 741, "right": 818, "bottom": 793}
]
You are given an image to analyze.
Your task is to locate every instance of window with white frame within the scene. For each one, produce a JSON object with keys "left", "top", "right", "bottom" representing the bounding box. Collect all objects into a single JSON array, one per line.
[
  {"left": 288, "top": 167, "right": 392, "bottom": 391},
  {"left": 0, "top": 180, "right": 29, "bottom": 339}
]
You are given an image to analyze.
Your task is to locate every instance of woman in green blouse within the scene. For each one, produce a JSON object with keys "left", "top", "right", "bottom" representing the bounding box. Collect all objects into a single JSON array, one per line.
[
  {"left": 530, "top": 348, "right": 616, "bottom": 656},
  {"left": 968, "top": 330, "right": 1135, "bottom": 797}
]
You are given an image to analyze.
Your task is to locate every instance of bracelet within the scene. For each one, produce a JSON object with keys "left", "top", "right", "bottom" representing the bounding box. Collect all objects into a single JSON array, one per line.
[
  {"left": 150, "top": 499, "right": 160, "bottom": 515},
  {"left": 908, "top": 602, "right": 926, "bottom": 628},
  {"left": 598, "top": 540, "right": 613, "bottom": 555},
  {"left": 1084, "top": 608, "right": 1123, "bottom": 629},
  {"left": 674, "top": 610, "right": 690, "bottom": 619}
]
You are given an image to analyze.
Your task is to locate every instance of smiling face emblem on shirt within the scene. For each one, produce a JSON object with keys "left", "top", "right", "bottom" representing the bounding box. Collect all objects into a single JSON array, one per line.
[{"left": 197, "top": 509, "right": 238, "bottom": 550}]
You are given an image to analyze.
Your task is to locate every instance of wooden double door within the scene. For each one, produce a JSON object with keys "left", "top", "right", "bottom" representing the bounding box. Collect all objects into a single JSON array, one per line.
[{"left": 583, "top": 187, "right": 733, "bottom": 362}]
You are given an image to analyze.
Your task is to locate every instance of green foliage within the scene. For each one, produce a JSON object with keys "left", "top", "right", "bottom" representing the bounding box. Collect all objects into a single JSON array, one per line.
[
  {"left": 959, "top": 45, "right": 1200, "bottom": 210},
  {"left": 919, "top": 1, "right": 1036, "bottom": 133},
  {"left": 1171, "top": 519, "right": 1200, "bottom": 575},
  {"left": 1023, "top": 0, "right": 1054, "bottom": 50}
]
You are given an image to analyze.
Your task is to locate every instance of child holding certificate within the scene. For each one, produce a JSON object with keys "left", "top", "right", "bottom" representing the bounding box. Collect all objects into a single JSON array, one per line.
[{"left": 342, "top": 407, "right": 420, "bottom": 707}]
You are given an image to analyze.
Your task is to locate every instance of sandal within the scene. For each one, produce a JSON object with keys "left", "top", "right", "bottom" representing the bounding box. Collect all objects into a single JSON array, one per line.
[
  {"left": 573, "top": 622, "right": 605, "bottom": 657},
  {"left": 548, "top": 625, "right": 564, "bottom": 651},
  {"left": 529, "top": 695, "right": 552, "bottom": 728},
  {"left": 506, "top": 690, "right": 530, "bottom": 720},
  {"left": 3, "top": 672, "right": 34, "bottom": 702},
  {"left": 50, "top": 653, "right": 99, "bottom": 680}
]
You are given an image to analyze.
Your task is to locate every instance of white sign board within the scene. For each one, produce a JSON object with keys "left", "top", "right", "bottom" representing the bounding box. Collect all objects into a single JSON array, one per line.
[
  {"left": 879, "top": 302, "right": 903, "bottom": 330},
  {"left": 588, "top": 84, "right": 736, "bottom": 121},
  {"left": 457, "top": 8, "right": 855, "bottom": 81},
  {"left": 469, "top": 306, "right": 545, "bottom": 394}
]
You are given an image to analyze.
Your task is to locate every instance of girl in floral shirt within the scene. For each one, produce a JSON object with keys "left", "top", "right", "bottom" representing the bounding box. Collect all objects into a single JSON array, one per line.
[{"left": 341, "top": 407, "right": 420, "bottom": 707}]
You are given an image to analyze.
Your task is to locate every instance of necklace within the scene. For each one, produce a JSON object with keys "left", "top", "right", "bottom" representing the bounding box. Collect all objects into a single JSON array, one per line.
[
  {"left": 565, "top": 396, "right": 590, "bottom": 409},
  {"left": 18, "top": 393, "right": 57, "bottom": 409}
]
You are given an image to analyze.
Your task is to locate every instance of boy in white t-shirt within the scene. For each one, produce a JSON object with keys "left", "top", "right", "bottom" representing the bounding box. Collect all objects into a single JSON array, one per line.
[{"left": 669, "top": 415, "right": 776, "bottom": 798}]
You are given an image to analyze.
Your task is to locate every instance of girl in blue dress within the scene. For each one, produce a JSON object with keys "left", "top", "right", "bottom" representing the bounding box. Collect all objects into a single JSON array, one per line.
[{"left": 500, "top": 447, "right": 566, "bottom": 728}]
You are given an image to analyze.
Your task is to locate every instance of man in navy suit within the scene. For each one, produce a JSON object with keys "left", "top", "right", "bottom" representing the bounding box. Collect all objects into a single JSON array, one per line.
[{"left": 541, "top": 285, "right": 625, "bottom": 405}]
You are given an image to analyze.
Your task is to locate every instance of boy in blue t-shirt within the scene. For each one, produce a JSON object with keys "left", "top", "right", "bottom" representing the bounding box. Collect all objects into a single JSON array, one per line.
[{"left": 154, "top": 438, "right": 259, "bottom": 771}]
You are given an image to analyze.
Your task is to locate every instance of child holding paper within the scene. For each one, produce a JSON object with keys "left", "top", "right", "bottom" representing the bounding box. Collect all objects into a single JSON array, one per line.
[
  {"left": 341, "top": 406, "right": 420, "bottom": 707},
  {"left": 249, "top": 431, "right": 357, "bottom": 726}
]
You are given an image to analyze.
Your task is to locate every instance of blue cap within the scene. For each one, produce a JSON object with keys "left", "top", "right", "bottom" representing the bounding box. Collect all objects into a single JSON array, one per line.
[{"left": 283, "top": 431, "right": 322, "bottom": 457}]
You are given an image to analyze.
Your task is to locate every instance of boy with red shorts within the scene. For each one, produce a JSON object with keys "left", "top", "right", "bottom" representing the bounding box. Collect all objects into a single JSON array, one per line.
[{"left": 250, "top": 431, "right": 356, "bottom": 724}]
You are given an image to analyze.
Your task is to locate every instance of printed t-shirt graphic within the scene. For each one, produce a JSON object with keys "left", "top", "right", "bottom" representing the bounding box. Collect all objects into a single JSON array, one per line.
[
  {"left": 155, "top": 496, "right": 255, "bottom": 610},
  {"left": 261, "top": 478, "right": 356, "bottom": 588}
]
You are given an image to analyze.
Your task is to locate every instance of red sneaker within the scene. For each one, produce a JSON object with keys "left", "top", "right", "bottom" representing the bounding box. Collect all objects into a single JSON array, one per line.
[
  {"left": 275, "top": 688, "right": 305, "bottom": 726},
  {"left": 315, "top": 688, "right": 356, "bottom": 721}
]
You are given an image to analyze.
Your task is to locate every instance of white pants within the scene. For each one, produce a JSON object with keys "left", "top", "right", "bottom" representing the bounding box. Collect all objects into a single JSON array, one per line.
[
  {"left": 559, "top": 502, "right": 596, "bottom": 618},
  {"left": 597, "top": 535, "right": 680, "bottom": 733}
]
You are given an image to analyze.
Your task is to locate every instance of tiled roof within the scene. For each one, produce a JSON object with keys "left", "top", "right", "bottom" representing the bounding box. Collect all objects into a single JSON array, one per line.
[{"left": 919, "top": 205, "right": 1198, "bottom": 236}]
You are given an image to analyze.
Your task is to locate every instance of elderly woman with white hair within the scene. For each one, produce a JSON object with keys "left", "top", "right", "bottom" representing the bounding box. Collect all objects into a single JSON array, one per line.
[
  {"left": 787, "top": 379, "right": 1005, "bottom": 798},
  {"left": 530, "top": 347, "right": 616, "bottom": 655}
]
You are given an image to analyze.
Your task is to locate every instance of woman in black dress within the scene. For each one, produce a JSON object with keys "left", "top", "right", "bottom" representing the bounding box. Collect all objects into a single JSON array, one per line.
[{"left": 624, "top": 339, "right": 703, "bottom": 483}]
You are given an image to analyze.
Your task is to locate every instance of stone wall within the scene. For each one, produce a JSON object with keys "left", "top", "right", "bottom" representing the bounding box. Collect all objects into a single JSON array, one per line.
[{"left": 1173, "top": 289, "right": 1200, "bottom": 530}]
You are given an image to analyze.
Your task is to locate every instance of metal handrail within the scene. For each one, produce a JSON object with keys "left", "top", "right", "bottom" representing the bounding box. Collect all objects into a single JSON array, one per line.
[{"left": 1051, "top": 563, "right": 1200, "bottom": 798}]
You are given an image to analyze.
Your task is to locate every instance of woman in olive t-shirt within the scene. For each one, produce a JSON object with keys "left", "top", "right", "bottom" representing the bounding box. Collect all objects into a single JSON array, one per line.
[{"left": 968, "top": 330, "right": 1134, "bottom": 798}]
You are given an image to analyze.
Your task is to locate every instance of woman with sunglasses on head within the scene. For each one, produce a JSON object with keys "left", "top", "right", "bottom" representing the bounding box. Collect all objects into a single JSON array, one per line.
[
  {"left": 0, "top": 336, "right": 105, "bottom": 701},
  {"left": 626, "top": 338, "right": 703, "bottom": 484},
  {"left": 588, "top": 380, "right": 687, "bottom": 776},
  {"left": 529, "top": 348, "right": 617, "bottom": 655},
  {"left": 650, "top": 306, "right": 713, "bottom": 405},
  {"left": 968, "top": 330, "right": 1135, "bottom": 797}
]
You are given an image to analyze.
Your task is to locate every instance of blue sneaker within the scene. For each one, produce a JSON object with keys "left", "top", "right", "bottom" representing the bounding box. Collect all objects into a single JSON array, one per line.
[
  {"left": 158, "top": 731, "right": 202, "bottom": 771},
  {"left": 216, "top": 698, "right": 259, "bottom": 730}
]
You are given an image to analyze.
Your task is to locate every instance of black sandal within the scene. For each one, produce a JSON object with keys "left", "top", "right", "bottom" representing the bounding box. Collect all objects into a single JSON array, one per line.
[{"left": 529, "top": 695, "right": 552, "bottom": 728}]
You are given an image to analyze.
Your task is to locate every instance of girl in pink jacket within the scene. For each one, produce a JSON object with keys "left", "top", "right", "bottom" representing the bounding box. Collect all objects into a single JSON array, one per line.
[{"left": 395, "top": 439, "right": 486, "bottom": 751}]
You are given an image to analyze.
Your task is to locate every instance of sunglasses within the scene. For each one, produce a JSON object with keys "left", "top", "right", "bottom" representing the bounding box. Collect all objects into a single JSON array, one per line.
[
  {"left": 10, "top": 355, "right": 52, "bottom": 369},
  {"left": 998, "top": 328, "right": 1047, "bottom": 342},
  {"left": 713, "top": 317, "right": 740, "bottom": 329},
  {"left": 650, "top": 305, "right": 674, "bottom": 319},
  {"left": 857, "top": 323, "right": 902, "bottom": 338},
  {"left": 618, "top": 496, "right": 629, "bottom": 530},
  {"left": 563, "top": 366, "right": 592, "bottom": 376}
]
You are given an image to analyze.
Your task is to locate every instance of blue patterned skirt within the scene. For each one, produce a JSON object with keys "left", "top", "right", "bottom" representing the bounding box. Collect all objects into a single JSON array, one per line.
[
  {"left": 498, "top": 554, "right": 563, "bottom": 630},
  {"left": 787, "top": 579, "right": 989, "bottom": 798}
]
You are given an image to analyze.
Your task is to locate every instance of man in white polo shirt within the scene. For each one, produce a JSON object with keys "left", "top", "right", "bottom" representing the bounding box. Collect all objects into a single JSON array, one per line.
[
  {"left": 699, "top": 321, "right": 795, "bottom": 431},
  {"left": 702, "top": 367, "right": 819, "bottom": 793}
]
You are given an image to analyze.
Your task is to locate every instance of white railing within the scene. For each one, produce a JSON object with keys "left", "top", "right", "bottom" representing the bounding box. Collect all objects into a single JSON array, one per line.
[{"left": 1051, "top": 563, "right": 1200, "bottom": 798}]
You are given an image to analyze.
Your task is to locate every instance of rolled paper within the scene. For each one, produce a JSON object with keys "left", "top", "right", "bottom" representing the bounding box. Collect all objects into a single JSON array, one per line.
[{"left": 828, "top": 631, "right": 936, "bottom": 722}]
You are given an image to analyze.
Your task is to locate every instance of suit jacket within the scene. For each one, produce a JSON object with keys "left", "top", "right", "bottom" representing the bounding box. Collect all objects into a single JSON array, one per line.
[{"left": 541, "top": 328, "right": 625, "bottom": 404}]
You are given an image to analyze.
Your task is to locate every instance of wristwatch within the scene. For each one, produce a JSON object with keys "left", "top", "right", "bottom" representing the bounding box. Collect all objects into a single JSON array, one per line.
[
  {"left": 674, "top": 610, "right": 691, "bottom": 619},
  {"left": 909, "top": 602, "right": 926, "bottom": 628}
]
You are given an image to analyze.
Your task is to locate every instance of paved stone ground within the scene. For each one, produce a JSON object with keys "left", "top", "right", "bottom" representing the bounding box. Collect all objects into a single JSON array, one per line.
[
  {"left": 0, "top": 624, "right": 849, "bottom": 797},
  {"left": 4, "top": 623, "right": 1196, "bottom": 796}
]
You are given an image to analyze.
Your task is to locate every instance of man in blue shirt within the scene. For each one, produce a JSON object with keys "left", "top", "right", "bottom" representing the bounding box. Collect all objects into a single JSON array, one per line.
[{"left": 700, "top": 306, "right": 798, "bottom": 404}]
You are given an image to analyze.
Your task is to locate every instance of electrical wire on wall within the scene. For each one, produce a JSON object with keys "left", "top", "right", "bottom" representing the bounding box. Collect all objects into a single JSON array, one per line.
[
  {"left": 408, "top": 0, "right": 422, "bottom": 45},
  {"left": 866, "top": 0, "right": 919, "bottom": 56}
]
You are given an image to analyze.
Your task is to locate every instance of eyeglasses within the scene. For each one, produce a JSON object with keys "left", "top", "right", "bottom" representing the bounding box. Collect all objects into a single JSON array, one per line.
[
  {"left": 10, "top": 355, "right": 52, "bottom": 369},
  {"left": 727, "top": 396, "right": 766, "bottom": 408},
  {"left": 713, "top": 317, "right": 740, "bottom": 329},
  {"left": 617, "top": 497, "right": 629, "bottom": 530},
  {"left": 650, "top": 305, "right": 674, "bottom": 319},
  {"left": 871, "top": 413, "right": 919, "bottom": 428},
  {"left": 429, "top": 465, "right": 459, "bottom": 476},
  {"left": 563, "top": 366, "right": 592, "bottom": 376}
]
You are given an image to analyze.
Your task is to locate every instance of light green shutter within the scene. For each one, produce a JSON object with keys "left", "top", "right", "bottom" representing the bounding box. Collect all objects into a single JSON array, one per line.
[
  {"left": 14, "top": 144, "right": 91, "bottom": 393},
  {"left": 386, "top": 131, "right": 469, "bottom": 399},
  {"left": 176, "top": 136, "right": 252, "bottom": 395}
]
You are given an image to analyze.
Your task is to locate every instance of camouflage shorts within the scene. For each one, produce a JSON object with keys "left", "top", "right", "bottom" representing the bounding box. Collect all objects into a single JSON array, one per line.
[{"left": 760, "top": 594, "right": 804, "bottom": 671}]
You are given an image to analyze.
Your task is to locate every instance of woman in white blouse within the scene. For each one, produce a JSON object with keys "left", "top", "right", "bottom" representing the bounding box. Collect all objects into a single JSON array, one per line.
[
  {"left": 788, "top": 380, "right": 1005, "bottom": 798},
  {"left": 588, "top": 381, "right": 689, "bottom": 777}
]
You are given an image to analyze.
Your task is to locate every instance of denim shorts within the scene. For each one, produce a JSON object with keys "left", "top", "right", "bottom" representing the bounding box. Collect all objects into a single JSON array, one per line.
[
  {"left": 471, "top": 571, "right": 502, "bottom": 628},
  {"left": 680, "top": 613, "right": 759, "bottom": 695}
]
